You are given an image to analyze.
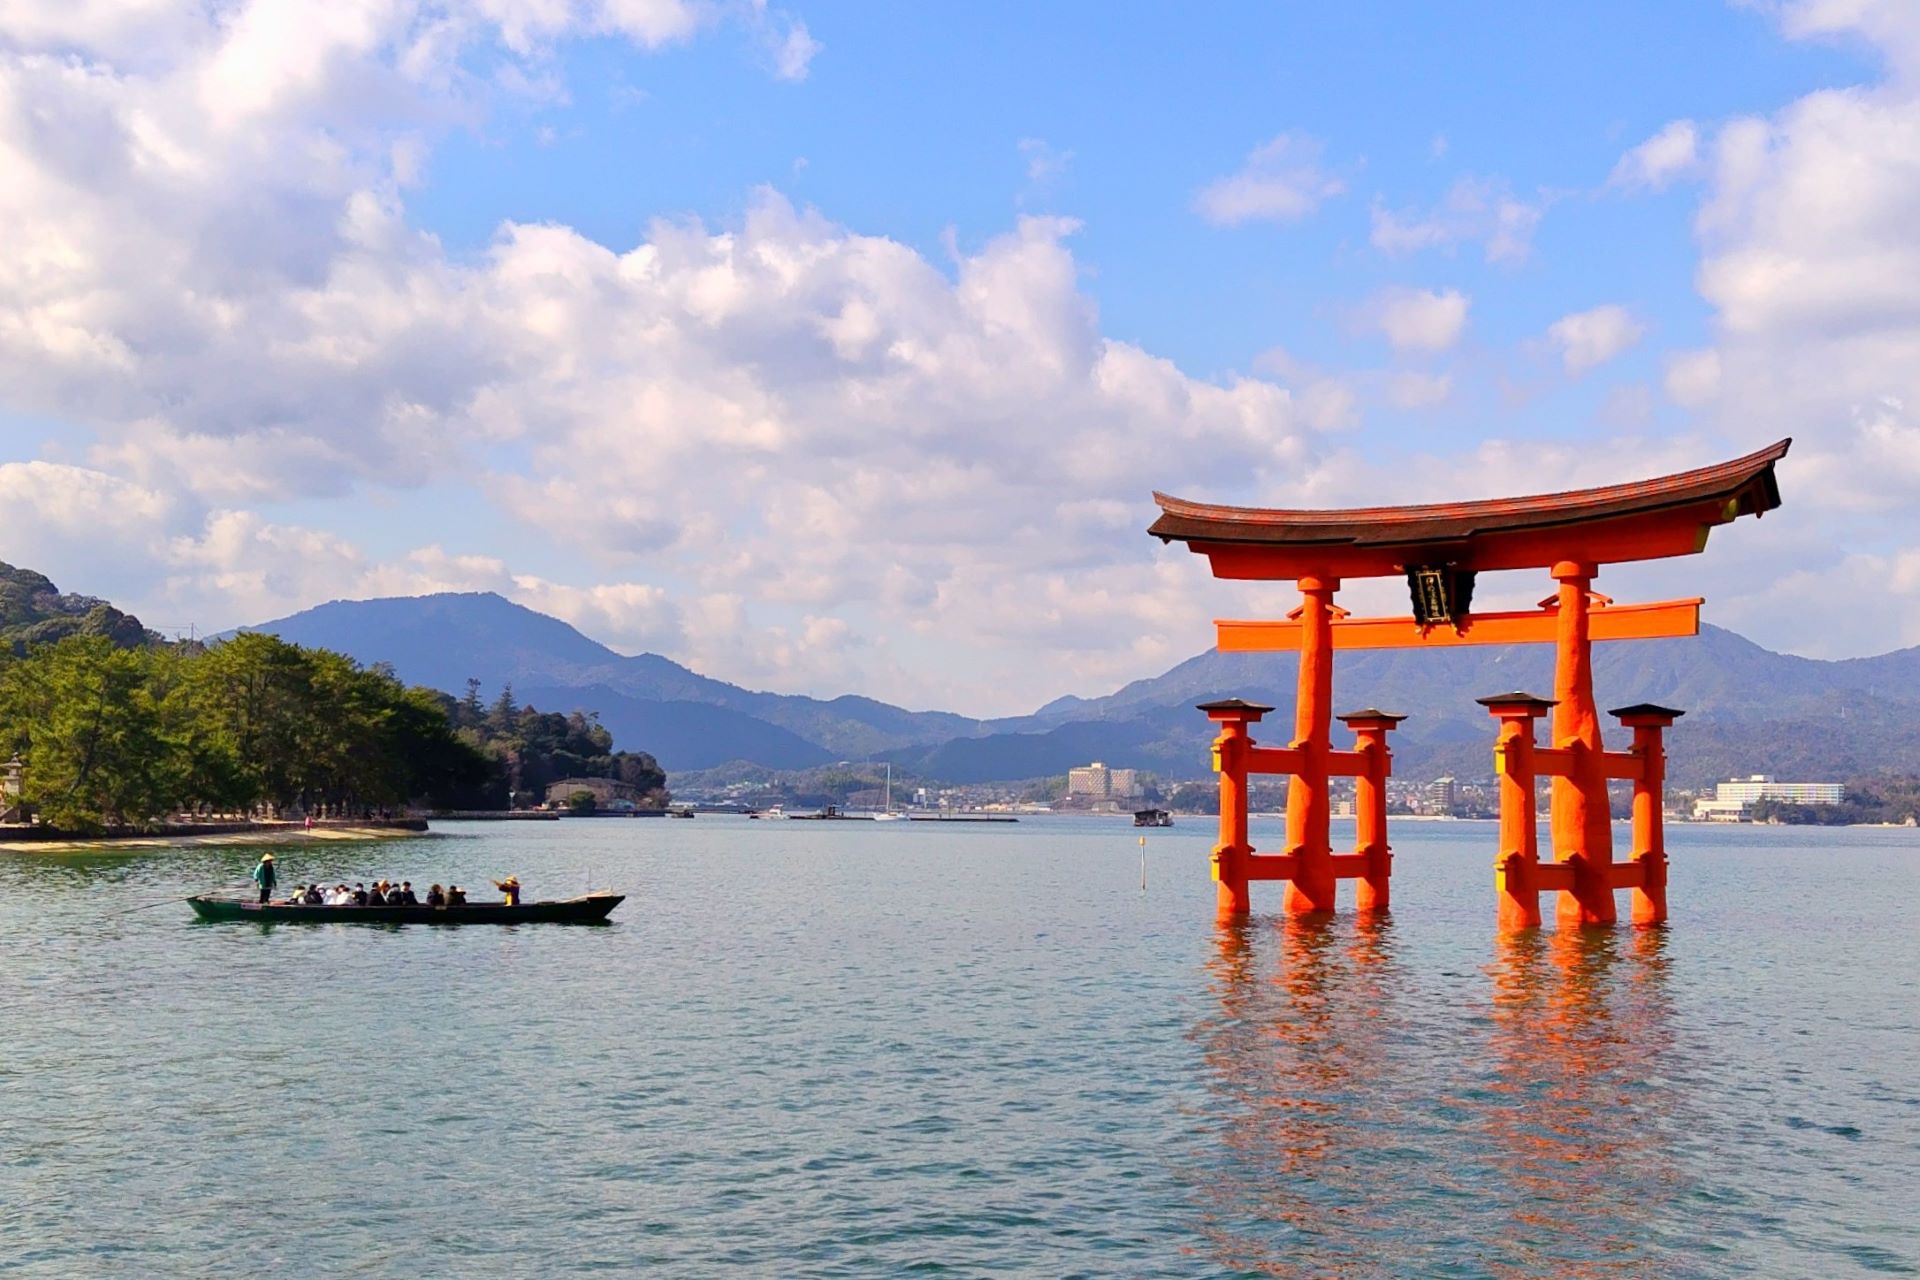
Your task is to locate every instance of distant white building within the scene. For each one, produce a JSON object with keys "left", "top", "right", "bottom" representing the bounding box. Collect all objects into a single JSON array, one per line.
[
  {"left": 1424, "top": 776, "right": 1457, "bottom": 816},
  {"left": 1693, "top": 775, "right": 1845, "bottom": 822},
  {"left": 1067, "top": 761, "right": 1139, "bottom": 804}
]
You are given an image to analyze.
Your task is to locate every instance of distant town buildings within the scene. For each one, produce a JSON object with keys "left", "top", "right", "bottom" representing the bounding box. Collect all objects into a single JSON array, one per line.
[
  {"left": 1692, "top": 775, "right": 1845, "bottom": 822},
  {"left": 1067, "top": 761, "right": 1139, "bottom": 802},
  {"left": 1064, "top": 761, "right": 1141, "bottom": 812},
  {"left": 1423, "top": 776, "right": 1457, "bottom": 817}
]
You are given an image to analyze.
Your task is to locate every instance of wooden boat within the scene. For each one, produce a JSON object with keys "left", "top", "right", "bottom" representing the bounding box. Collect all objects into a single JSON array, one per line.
[
  {"left": 187, "top": 892, "right": 624, "bottom": 925},
  {"left": 788, "top": 804, "right": 869, "bottom": 821},
  {"left": 1133, "top": 808, "right": 1174, "bottom": 828}
]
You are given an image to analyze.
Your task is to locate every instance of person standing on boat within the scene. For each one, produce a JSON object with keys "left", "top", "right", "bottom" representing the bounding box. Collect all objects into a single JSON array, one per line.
[
  {"left": 492, "top": 876, "right": 522, "bottom": 906},
  {"left": 251, "top": 853, "right": 277, "bottom": 904}
]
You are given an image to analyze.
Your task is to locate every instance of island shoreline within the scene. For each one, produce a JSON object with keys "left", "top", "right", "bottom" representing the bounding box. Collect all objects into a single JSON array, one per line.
[{"left": 0, "top": 818, "right": 429, "bottom": 854}]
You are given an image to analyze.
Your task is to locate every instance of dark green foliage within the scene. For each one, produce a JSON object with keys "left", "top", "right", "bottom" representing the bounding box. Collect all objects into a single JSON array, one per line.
[
  {"left": 0, "top": 562, "right": 160, "bottom": 656},
  {"left": 566, "top": 789, "right": 597, "bottom": 814},
  {"left": 0, "top": 631, "right": 491, "bottom": 832},
  {"left": 437, "top": 690, "right": 669, "bottom": 809}
]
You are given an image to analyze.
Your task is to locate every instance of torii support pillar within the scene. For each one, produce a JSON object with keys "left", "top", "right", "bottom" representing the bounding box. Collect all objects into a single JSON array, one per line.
[
  {"left": 1482, "top": 692, "right": 1554, "bottom": 930},
  {"left": 1482, "top": 691, "right": 1683, "bottom": 929},
  {"left": 1201, "top": 698, "right": 1270, "bottom": 919},
  {"left": 1341, "top": 708, "right": 1406, "bottom": 913},
  {"left": 1200, "top": 696, "right": 1404, "bottom": 920},
  {"left": 1612, "top": 703, "right": 1682, "bottom": 925},
  {"left": 1283, "top": 574, "right": 1340, "bottom": 915}
]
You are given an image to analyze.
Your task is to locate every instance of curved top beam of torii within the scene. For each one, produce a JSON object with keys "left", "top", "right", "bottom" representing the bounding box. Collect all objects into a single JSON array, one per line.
[{"left": 1149, "top": 437, "right": 1789, "bottom": 581}]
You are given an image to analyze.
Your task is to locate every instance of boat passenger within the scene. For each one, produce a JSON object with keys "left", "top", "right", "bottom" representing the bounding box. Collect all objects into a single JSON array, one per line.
[
  {"left": 366, "top": 882, "right": 387, "bottom": 906},
  {"left": 446, "top": 885, "right": 467, "bottom": 907},
  {"left": 395, "top": 882, "right": 419, "bottom": 905},
  {"left": 302, "top": 884, "right": 324, "bottom": 905},
  {"left": 492, "top": 876, "right": 522, "bottom": 906},
  {"left": 351, "top": 882, "right": 369, "bottom": 906},
  {"left": 251, "top": 853, "right": 276, "bottom": 905},
  {"left": 425, "top": 884, "right": 445, "bottom": 908},
  {"left": 326, "top": 884, "right": 353, "bottom": 906}
]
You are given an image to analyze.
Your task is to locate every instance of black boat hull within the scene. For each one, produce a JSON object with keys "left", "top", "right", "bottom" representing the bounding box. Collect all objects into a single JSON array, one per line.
[{"left": 187, "top": 893, "right": 624, "bottom": 924}]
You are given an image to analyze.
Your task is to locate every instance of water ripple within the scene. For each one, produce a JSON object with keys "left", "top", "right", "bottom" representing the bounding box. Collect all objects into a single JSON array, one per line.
[{"left": 0, "top": 819, "right": 1914, "bottom": 1276}]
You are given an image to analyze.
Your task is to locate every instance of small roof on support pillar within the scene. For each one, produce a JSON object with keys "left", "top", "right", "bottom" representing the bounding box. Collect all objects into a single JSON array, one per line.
[
  {"left": 1196, "top": 697, "right": 1276, "bottom": 718},
  {"left": 1337, "top": 707, "right": 1408, "bottom": 726},
  {"left": 1608, "top": 702, "right": 1686, "bottom": 726},
  {"left": 1476, "top": 691, "right": 1557, "bottom": 714}
]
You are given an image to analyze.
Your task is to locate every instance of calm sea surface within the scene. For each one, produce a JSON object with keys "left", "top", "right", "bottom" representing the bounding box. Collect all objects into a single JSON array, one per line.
[{"left": 1, "top": 816, "right": 1915, "bottom": 1277}]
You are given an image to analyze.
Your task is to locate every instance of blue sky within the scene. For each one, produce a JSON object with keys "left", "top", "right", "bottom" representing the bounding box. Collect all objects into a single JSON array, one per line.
[{"left": 2, "top": 1, "right": 1918, "bottom": 713}]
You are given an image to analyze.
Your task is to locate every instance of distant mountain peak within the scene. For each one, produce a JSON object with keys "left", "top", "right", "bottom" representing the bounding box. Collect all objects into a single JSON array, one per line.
[
  {"left": 240, "top": 591, "right": 985, "bottom": 772},
  {"left": 239, "top": 589, "right": 1920, "bottom": 786}
]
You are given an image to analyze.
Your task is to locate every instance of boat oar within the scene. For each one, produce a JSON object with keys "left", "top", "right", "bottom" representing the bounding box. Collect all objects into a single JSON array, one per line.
[{"left": 120, "top": 887, "right": 231, "bottom": 915}]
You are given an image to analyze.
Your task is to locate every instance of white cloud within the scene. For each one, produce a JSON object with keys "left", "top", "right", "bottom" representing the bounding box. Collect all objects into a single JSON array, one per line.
[
  {"left": 1774, "top": 0, "right": 1920, "bottom": 80},
  {"left": 1193, "top": 133, "right": 1346, "bottom": 225},
  {"left": 0, "top": 9, "right": 1352, "bottom": 713},
  {"left": 1663, "top": 348, "right": 1722, "bottom": 406},
  {"left": 1545, "top": 304, "right": 1645, "bottom": 373},
  {"left": 742, "top": 0, "right": 820, "bottom": 81},
  {"left": 1370, "top": 176, "right": 1543, "bottom": 262},
  {"left": 1386, "top": 371, "right": 1453, "bottom": 409},
  {"left": 1018, "top": 136, "right": 1071, "bottom": 184},
  {"left": 1610, "top": 119, "right": 1701, "bottom": 190},
  {"left": 1363, "top": 287, "right": 1471, "bottom": 352},
  {"left": 18, "top": 0, "right": 1920, "bottom": 716}
]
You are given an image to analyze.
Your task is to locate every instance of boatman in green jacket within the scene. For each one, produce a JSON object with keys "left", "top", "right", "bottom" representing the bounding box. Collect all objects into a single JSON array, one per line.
[{"left": 252, "top": 853, "right": 277, "bottom": 904}]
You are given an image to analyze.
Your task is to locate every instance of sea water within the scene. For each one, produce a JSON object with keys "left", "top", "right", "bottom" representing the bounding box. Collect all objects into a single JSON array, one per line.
[{"left": 0, "top": 817, "right": 1915, "bottom": 1277}]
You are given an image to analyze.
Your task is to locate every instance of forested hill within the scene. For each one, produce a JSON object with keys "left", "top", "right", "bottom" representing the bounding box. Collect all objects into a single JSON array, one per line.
[
  {"left": 0, "top": 561, "right": 156, "bottom": 653},
  {"left": 0, "top": 566, "right": 666, "bottom": 828}
]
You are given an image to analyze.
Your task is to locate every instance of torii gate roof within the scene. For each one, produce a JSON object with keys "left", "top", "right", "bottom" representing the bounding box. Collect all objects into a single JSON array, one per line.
[{"left": 1150, "top": 438, "right": 1789, "bottom": 579}]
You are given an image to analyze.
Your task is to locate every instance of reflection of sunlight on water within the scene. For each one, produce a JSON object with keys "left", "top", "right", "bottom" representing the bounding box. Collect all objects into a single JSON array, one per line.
[{"left": 1185, "top": 920, "right": 1680, "bottom": 1277}]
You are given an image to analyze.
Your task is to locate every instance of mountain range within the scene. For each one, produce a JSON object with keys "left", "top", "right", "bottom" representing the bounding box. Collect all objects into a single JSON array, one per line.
[{"left": 245, "top": 591, "right": 1920, "bottom": 789}]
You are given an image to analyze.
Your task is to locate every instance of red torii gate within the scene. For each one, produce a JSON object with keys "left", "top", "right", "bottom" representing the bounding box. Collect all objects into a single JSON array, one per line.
[{"left": 1150, "top": 439, "right": 1790, "bottom": 928}]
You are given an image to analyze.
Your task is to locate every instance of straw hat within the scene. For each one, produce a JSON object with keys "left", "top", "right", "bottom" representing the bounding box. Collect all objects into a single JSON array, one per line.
[{"left": 260, "top": 853, "right": 274, "bottom": 862}]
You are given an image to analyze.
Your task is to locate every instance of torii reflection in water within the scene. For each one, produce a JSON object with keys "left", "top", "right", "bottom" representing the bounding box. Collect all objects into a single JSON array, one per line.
[{"left": 1185, "top": 919, "right": 1686, "bottom": 1277}]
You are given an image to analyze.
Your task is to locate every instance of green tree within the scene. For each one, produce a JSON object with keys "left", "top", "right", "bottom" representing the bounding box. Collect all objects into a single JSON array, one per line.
[{"left": 0, "top": 638, "right": 178, "bottom": 831}]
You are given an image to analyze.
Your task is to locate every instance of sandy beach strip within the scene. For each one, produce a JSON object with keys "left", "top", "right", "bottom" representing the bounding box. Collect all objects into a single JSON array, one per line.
[{"left": 2, "top": 825, "right": 433, "bottom": 854}]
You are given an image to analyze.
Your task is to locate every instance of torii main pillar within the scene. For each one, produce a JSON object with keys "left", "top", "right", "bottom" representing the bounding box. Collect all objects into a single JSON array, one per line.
[{"left": 1150, "top": 439, "right": 1790, "bottom": 927}]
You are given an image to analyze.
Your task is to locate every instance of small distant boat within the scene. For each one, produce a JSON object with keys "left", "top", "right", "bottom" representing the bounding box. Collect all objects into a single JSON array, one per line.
[
  {"left": 871, "top": 763, "right": 906, "bottom": 821},
  {"left": 187, "top": 893, "right": 624, "bottom": 925},
  {"left": 749, "top": 806, "right": 789, "bottom": 820},
  {"left": 1133, "top": 808, "right": 1174, "bottom": 828}
]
